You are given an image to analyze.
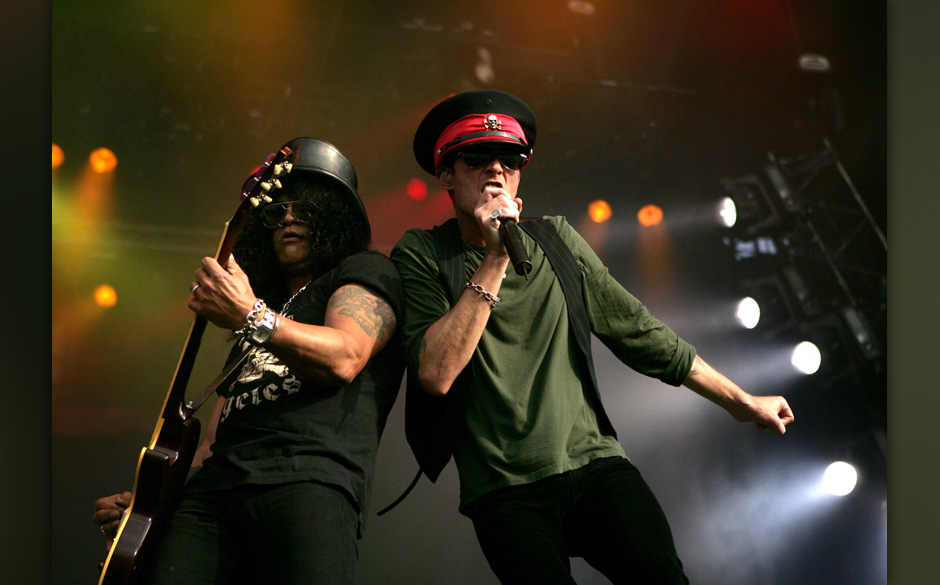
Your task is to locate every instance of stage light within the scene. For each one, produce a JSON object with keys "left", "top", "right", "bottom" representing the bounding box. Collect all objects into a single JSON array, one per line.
[
  {"left": 718, "top": 197, "right": 736, "bottom": 228},
  {"left": 567, "top": 1, "right": 595, "bottom": 15},
  {"left": 840, "top": 305, "right": 881, "bottom": 360},
  {"left": 799, "top": 53, "right": 831, "bottom": 73},
  {"left": 784, "top": 313, "right": 864, "bottom": 384},
  {"left": 406, "top": 178, "right": 427, "bottom": 201},
  {"left": 738, "top": 275, "right": 796, "bottom": 332},
  {"left": 52, "top": 143, "right": 65, "bottom": 169},
  {"left": 637, "top": 204, "right": 663, "bottom": 227},
  {"left": 791, "top": 341, "right": 821, "bottom": 375},
  {"left": 822, "top": 461, "right": 858, "bottom": 496},
  {"left": 735, "top": 296, "right": 760, "bottom": 329},
  {"left": 89, "top": 147, "right": 118, "bottom": 173},
  {"left": 474, "top": 47, "right": 496, "bottom": 84},
  {"left": 763, "top": 162, "right": 801, "bottom": 214},
  {"left": 588, "top": 199, "right": 612, "bottom": 223},
  {"left": 780, "top": 264, "right": 821, "bottom": 317},
  {"left": 727, "top": 235, "right": 781, "bottom": 262},
  {"left": 94, "top": 284, "right": 118, "bottom": 308},
  {"left": 719, "top": 175, "right": 780, "bottom": 236}
]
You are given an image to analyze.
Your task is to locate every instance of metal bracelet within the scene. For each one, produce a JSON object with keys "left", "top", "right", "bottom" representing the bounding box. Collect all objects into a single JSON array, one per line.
[
  {"left": 246, "top": 310, "right": 279, "bottom": 346},
  {"left": 465, "top": 281, "right": 501, "bottom": 307},
  {"left": 236, "top": 299, "right": 267, "bottom": 335}
]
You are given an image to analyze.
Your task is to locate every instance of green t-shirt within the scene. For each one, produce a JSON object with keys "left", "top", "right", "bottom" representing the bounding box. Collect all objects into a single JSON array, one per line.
[{"left": 390, "top": 216, "right": 695, "bottom": 510}]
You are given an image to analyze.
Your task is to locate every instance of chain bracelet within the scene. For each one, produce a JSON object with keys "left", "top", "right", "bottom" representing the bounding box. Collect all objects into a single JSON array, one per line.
[{"left": 465, "top": 281, "right": 501, "bottom": 307}]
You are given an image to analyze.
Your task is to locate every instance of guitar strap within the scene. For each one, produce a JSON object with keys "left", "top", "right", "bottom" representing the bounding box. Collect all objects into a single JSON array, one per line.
[{"left": 186, "top": 345, "right": 254, "bottom": 412}]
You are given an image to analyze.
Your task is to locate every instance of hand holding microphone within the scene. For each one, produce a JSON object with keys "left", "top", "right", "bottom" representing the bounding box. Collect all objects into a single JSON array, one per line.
[{"left": 491, "top": 209, "right": 531, "bottom": 280}]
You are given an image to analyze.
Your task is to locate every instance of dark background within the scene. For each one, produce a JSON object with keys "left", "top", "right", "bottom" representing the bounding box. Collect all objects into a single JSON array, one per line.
[{"left": 51, "top": 2, "right": 886, "bottom": 584}]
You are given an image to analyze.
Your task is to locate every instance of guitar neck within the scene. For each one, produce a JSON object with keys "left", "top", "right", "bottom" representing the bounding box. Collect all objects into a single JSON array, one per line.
[{"left": 154, "top": 145, "right": 293, "bottom": 425}]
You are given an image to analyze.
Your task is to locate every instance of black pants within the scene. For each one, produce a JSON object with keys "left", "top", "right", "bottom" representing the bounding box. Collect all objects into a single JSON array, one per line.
[
  {"left": 140, "top": 481, "right": 359, "bottom": 585},
  {"left": 465, "top": 457, "right": 690, "bottom": 585}
]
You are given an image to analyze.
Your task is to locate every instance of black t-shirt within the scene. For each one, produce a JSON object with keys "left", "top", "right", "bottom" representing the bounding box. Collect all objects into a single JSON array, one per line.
[{"left": 186, "top": 251, "right": 405, "bottom": 519}]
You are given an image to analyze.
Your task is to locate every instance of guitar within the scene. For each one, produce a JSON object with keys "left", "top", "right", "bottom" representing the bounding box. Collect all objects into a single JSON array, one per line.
[{"left": 97, "top": 145, "right": 295, "bottom": 585}]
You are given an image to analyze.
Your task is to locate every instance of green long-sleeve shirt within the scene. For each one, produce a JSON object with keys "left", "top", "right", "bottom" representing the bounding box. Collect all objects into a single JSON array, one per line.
[{"left": 390, "top": 215, "right": 696, "bottom": 510}]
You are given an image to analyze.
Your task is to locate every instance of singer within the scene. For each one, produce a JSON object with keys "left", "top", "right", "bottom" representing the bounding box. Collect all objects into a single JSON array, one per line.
[{"left": 390, "top": 90, "right": 793, "bottom": 585}]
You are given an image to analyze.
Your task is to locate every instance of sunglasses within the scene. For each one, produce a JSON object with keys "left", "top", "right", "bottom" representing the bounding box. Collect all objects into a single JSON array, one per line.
[
  {"left": 455, "top": 150, "right": 529, "bottom": 171},
  {"left": 259, "top": 200, "right": 319, "bottom": 228}
]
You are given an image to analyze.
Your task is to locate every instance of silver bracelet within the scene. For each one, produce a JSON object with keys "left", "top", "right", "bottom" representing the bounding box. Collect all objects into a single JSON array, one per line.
[
  {"left": 236, "top": 299, "right": 266, "bottom": 335},
  {"left": 465, "top": 281, "right": 501, "bottom": 307},
  {"left": 246, "top": 309, "right": 279, "bottom": 346}
]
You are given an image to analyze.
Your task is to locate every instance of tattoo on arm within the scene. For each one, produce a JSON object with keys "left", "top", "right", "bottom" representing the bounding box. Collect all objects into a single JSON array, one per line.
[{"left": 328, "top": 286, "right": 396, "bottom": 342}]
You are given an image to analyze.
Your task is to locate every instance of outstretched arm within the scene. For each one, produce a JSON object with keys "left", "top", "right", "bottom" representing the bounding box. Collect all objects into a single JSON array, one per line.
[{"left": 682, "top": 355, "right": 794, "bottom": 434}]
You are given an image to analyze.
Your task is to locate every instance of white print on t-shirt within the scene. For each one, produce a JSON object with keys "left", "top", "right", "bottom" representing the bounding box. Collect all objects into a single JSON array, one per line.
[{"left": 219, "top": 348, "right": 302, "bottom": 423}]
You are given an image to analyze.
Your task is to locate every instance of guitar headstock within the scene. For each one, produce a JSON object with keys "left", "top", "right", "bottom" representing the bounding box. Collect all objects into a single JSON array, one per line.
[
  {"left": 216, "top": 145, "right": 295, "bottom": 261},
  {"left": 240, "top": 145, "right": 295, "bottom": 207}
]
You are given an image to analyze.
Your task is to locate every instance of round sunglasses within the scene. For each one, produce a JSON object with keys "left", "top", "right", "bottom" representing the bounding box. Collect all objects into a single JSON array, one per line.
[{"left": 259, "top": 200, "right": 319, "bottom": 228}]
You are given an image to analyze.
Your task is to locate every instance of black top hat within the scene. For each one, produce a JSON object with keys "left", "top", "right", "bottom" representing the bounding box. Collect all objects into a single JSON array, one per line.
[
  {"left": 279, "top": 137, "right": 370, "bottom": 240},
  {"left": 413, "top": 90, "right": 538, "bottom": 175}
]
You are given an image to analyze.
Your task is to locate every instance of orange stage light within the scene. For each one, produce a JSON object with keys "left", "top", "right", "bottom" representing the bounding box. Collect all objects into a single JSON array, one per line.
[
  {"left": 52, "top": 143, "right": 65, "bottom": 169},
  {"left": 89, "top": 147, "right": 118, "bottom": 173},
  {"left": 637, "top": 204, "right": 664, "bottom": 227},
  {"left": 588, "top": 199, "right": 612, "bottom": 223},
  {"left": 94, "top": 284, "right": 118, "bottom": 308}
]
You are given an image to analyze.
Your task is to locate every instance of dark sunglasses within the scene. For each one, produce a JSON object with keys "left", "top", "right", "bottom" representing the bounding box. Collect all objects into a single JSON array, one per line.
[
  {"left": 455, "top": 150, "right": 529, "bottom": 171},
  {"left": 259, "top": 200, "right": 319, "bottom": 228}
]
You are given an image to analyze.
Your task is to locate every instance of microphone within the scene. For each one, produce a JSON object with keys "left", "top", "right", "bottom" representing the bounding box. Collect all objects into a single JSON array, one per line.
[{"left": 491, "top": 209, "right": 531, "bottom": 280}]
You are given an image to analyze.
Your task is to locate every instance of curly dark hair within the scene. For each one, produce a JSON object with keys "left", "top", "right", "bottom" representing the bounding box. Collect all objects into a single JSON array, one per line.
[{"left": 231, "top": 173, "right": 370, "bottom": 311}]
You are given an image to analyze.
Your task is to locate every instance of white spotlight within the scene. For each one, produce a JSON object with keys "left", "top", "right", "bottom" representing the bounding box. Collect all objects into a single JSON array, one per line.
[
  {"left": 735, "top": 297, "right": 760, "bottom": 329},
  {"left": 823, "top": 461, "right": 858, "bottom": 496},
  {"left": 718, "top": 197, "right": 737, "bottom": 228},
  {"left": 791, "top": 341, "right": 821, "bottom": 375}
]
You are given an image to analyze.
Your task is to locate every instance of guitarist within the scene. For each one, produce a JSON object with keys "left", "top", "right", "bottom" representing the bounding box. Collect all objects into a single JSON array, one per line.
[{"left": 93, "top": 137, "right": 405, "bottom": 585}]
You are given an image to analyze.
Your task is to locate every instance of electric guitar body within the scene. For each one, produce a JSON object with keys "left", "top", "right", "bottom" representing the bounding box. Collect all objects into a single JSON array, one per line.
[{"left": 97, "top": 416, "right": 201, "bottom": 585}]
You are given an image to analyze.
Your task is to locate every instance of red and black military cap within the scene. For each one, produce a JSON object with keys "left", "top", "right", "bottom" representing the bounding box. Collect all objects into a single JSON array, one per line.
[{"left": 413, "top": 90, "right": 538, "bottom": 175}]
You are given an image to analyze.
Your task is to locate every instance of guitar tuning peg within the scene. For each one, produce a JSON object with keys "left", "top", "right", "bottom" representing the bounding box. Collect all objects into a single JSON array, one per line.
[
  {"left": 273, "top": 162, "right": 293, "bottom": 177},
  {"left": 259, "top": 178, "right": 282, "bottom": 193},
  {"left": 247, "top": 194, "right": 273, "bottom": 207}
]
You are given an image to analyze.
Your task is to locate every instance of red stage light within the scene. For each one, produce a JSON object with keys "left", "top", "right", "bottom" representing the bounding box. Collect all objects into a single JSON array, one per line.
[{"left": 406, "top": 178, "right": 428, "bottom": 201}]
